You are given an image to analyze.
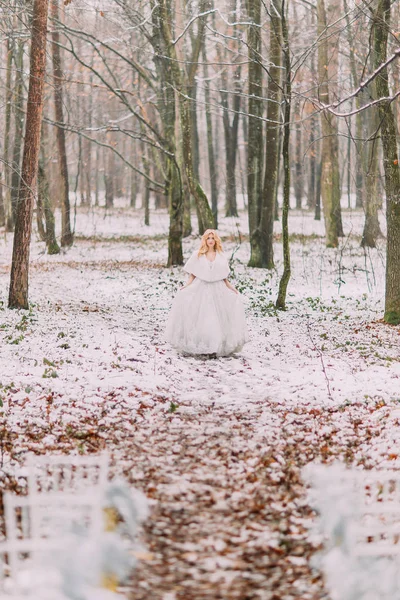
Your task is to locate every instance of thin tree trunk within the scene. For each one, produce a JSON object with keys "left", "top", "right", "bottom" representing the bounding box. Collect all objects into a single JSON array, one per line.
[
  {"left": 159, "top": 0, "right": 214, "bottom": 234},
  {"left": 10, "top": 39, "right": 25, "bottom": 228},
  {"left": 151, "top": 0, "right": 183, "bottom": 265},
  {"left": 203, "top": 46, "right": 218, "bottom": 227},
  {"left": 183, "top": 180, "right": 192, "bottom": 237},
  {"left": 141, "top": 137, "right": 150, "bottom": 226},
  {"left": 248, "top": 0, "right": 281, "bottom": 267},
  {"left": 308, "top": 15, "right": 317, "bottom": 211},
  {"left": 221, "top": 75, "right": 241, "bottom": 218},
  {"left": 95, "top": 144, "right": 100, "bottom": 206},
  {"left": 294, "top": 103, "right": 303, "bottom": 209},
  {"left": 9, "top": 0, "right": 49, "bottom": 309},
  {"left": 189, "top": 81, "right": 200, "bottom": 182},
  {"left": 372, "top": 0, "right": 400, "bottom": 323},
  {"left": 36, "top": 121, "right": 60, "bottom": 254},
  {"left": 317, "top": 0, "right": 343, "bottom": 247},
  {"left": 361, "top": 123, "right": 382, "bottom": 247},
  {"left": 274, "top": 128, "right": 282, "bottom": 221},
  {"left": 344, "top": 0, "right": 364, "bottom": 209},
  {"left": 130, "top": 138, "right": 138, "bottom": 208},
  {"left": 246, "top": 0, "right": 264, "bottom": 265},
  {"left": 276, "top": 0, "right": 291, "bottom": 310},
  {"left": 38, "top": 159, "right": 60, "bottom": 254},
  {"left": 315, "top": 157, "right": 322, "bottom": 220},
  {"left": 346, "top": 120, "right": 351, "bottom": 208},
  {"left": 308, "top": 114, "right": 317, "bottom": 209},
  {"left": 51, "top": 0, "right": 73, "bottom": 246},
  {"left": 4, "top": 38, "right": 14, "bottom": 231}
]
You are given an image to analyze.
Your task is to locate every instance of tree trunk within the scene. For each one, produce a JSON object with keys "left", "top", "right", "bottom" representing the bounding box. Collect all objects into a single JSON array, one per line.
[
  {"left": 95, "top": 144, "right": 100, "bottom": 206},
  {"left": 276, "top": 0, "right": 291, "bottom": 310},
  {"left": 4, "top": 38, "right": 14, "bottom": 231},
  {"left": 10, "top": 39, "right": 25, "bottom": 228},
  {"left": 317, "top": 0, "right": 343, "bottom": 247},
  {"left": 183, "top": 179, "right": 192, "bottom": 237},
  {"left": 344, "top": 0, "right": 364, "bottom": 209},
  {"left": 159, "top": 0, "right": 214, "bottom": 235},
  {"left": 9, "top": 0, "right": 49, "bottom": 309},
  {"left": 151, "top": 0, "right": 183, "bottom": 265},
  {"left": 249, "top": 0, "right": 282, "bottom": 267},
  {"left": 246, "top": 0, "right": 264, "bottom": 265},
  {"left": 315, "top": 157, "right": 322, "bottom": 220},
  {"left": 141, "top": 137, "right": 150, "bottom": 226},
  {"left": 82, "top": 76, "right": 93, "bottom": 206},
  {"left": 51, "top": 0, "right": 73, "bottom": 246},
  {"left": 294, "top": 103, "right": 303, "bottom": 209},
  {"left": 189, "top": 81, "right": 200, "bottom": 182},
  {"left": 308, "top": 114, "right": 317, "bottom": 209},
  {"left": 203, "top": 46, "right": 218, "bottom": 227},
  {"left": 372, "top": 0, "right": 400, "bottom": 323},
  {"left": 308, "top": 17, "right": 317, "bottom": 211},
  {"left": 361, "top": 134, "right": 381, "bottom": 247},
  {"left": 221, "top": 75, "right": 241, "bottom": 218},
  {"left": 224, "top": 129, "right": 239, "bottom": 217},
  {"left": 130, "top": 140, "right": 138, "bottom": 208},
  {"left": 37, "top": 159, "right": 60, "bottom": 254}
]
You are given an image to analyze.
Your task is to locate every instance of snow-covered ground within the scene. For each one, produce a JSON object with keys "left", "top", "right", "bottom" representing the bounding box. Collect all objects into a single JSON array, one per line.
[{"left": 0, "top": 204, "right": 399, "bottom": 599}]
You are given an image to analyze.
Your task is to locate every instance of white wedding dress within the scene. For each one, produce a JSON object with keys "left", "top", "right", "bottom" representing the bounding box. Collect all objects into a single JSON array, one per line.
[{"left": 165, "top": 251, "right": 248, "bottom": 356}]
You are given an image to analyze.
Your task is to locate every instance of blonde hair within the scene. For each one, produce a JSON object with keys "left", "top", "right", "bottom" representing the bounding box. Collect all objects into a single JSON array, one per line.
[{"left": 197, "top": 229, "right": 223, "bottom": 256}]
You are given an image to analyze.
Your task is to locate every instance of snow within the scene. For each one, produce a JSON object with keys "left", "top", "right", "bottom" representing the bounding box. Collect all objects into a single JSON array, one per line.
[{"left": 0, "top": 203, "right": 399, "bottom": 598}]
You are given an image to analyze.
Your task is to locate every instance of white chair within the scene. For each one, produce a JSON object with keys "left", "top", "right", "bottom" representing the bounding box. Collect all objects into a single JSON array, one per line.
[
  {"left": 1, "top": 491, "right": 104, "bottom": 597},
  {"left": 25, "top": 453, "right": 109, "bottom": 495},
  {"left": 304, "top": 464, "right": 400, "bottom": 600}
]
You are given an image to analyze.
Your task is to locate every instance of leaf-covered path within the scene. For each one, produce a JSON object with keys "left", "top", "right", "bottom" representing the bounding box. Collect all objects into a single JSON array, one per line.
[{"left": 0, "top": 208, "right": 399, "bottom": 599}]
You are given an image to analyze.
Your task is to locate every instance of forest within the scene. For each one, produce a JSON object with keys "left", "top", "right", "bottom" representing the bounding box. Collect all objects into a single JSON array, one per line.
[{"left": 0, "top": 0, "right": 400, "bottom": 598}]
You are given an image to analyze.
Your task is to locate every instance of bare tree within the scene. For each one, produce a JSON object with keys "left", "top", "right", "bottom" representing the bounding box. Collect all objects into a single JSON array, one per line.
[
  {"left": 51, "top": 0, "right": 73, "bottom": 246},
  {"left": 371, "top": 0, "right": 400, "bottom": 324},
  {"left": 9, "top": 0, "right": 49, "bottom": 309},
  {"left": 248, "top": 0, "right": 282, "bottom": 268},
  {"left": 317, "top": 0, "right": 343, "bottom": 247}
]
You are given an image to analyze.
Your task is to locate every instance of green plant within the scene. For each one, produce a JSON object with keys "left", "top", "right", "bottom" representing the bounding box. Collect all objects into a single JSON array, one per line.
[{"left": 42, "top": 368, "right": 58, "bottom": 379}]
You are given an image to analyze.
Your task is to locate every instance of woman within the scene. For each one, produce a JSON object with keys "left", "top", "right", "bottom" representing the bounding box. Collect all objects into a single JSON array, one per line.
[{"left": 165, "top": 229, "right": 248, "bottom": 357}]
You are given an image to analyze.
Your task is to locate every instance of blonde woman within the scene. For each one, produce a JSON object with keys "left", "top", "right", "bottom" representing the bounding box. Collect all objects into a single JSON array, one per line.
[{"left": 165, "top": 229, "right": 248, "bottom": 357}]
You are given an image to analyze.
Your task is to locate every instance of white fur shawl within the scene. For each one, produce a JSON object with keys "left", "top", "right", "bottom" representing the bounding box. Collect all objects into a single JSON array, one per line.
[{"left": 183, "top": 251, "right": 230, "bottom": 282}]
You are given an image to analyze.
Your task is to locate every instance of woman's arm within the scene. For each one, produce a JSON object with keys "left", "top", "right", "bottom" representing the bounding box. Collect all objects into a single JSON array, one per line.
[
  {"left": 224, "top": 279, "right": 239, "bottom": 294},
  {"left": 180, "top": 274, "right": 196, "bottom": 290}
]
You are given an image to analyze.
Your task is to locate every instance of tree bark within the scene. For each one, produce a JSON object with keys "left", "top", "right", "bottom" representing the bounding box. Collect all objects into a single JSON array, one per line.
[
  {"left": 4, "top": 38, "right": 14, "bottom": 231},
  {"left": 372, "top": 0, "right": 400, "bottom": 323},
  {"left": 308, "top": 114, "right": 317, "bottom": 209},
  {"left": 10, "top": 39, "right": 25, "bottom": 229},
  {"left": 141, "top": 135, "right": 150, "bottom": 226},
  {"left": 51, "top": 0, "right": 73, "bottom": 246},
  {"left": 37, "top": 159, "right": 60, "bottom": 254},
  {"left": 151, "top": 0, "right": 183, "bottom": 265},
  {"left": 276, "top": 0, "right": 291, "bottom": 310},
  {"left": 344, "top": 0, "right": 364, "bottom": 209},
  {"left": 361, "top": 136, "right": 381, "bottom": 248},
  {"left": 130, "top": 139, "right": 138, "bottom": 208},
  {"left": 317, "top": 0, "right": 343, "bottom": 247},
  {"left": 9, "top": 0, "right": 49, "bottom": 309},
  {"left": 249, "top": 0, "right": 282, "bottom": 267},
  {"left": 221, "top": 72, "right": 241, "bottom": 218},
  {"left": 159, "top": 0, "right": 214, "bottom": 235},
  {"left": 294, "top": 102, "right": 303, "bottom": 209},
  {"left": 203, "top": 46, "right": 218, "bottom": 227},
  {"left": 246, "top": 0, "right": 264, "bottom": 265}
]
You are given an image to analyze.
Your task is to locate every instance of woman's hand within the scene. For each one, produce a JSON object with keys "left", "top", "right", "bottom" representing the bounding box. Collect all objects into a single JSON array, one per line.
[
  {"left": 224, "top": 279, "right": 239, "bottom": 294},
  {"left": 180, "top": 274, "right": 195, "bottom": 290}
]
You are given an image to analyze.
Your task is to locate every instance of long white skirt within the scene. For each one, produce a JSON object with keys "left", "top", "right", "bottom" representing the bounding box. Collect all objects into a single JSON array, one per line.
[{"left": 165, "top": 278, "right": 249, "bottom": 356}]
